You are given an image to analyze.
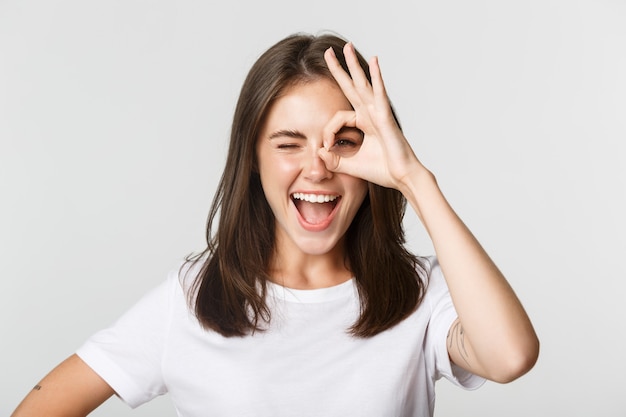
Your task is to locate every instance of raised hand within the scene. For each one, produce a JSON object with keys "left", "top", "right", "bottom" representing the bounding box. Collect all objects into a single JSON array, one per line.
[{"left": 319, "top": 42, "right": 426, "bottom": 190}]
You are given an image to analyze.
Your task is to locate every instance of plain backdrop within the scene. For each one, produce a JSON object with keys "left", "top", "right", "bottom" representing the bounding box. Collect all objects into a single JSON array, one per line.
[{"left": 1, "top": 0, "right": 625, "bottom": 416}]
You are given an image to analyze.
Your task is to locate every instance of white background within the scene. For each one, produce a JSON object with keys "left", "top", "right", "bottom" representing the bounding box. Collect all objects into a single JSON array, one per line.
[{"left": 2, "top": 0, "right": 625, "bottom": 416}]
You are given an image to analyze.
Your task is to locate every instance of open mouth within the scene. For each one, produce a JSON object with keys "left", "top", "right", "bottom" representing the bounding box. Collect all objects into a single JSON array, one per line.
[{"left": 291, "top": 192, "right": 340, "bottom": 225}]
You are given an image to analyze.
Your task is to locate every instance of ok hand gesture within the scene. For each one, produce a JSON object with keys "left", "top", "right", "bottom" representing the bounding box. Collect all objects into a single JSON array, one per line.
[{"left": 318, "top": 42, "right": 427, "bottom": 191}]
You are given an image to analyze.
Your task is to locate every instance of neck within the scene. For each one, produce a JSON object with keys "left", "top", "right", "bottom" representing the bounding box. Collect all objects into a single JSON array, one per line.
[{"left": 268, "top": 238, "right": 352, "bottom": 290}]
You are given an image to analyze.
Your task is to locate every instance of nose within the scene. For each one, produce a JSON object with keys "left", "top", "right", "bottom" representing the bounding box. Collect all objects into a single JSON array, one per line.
[{"left": 303, "top": 145, "right": 333, "bottom": 182}]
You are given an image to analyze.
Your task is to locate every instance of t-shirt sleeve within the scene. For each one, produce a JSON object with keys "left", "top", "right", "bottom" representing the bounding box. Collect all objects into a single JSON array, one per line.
[
  {"left": 423, "top": 257, "right": 486, "bottom": 390},
  {"left": 76, "top": 268, "right": 180, "bottom": 408}
]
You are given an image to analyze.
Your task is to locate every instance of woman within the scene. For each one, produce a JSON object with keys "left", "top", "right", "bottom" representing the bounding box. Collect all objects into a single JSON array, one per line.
[{"left": 11, "top": 32, "right": 539, "bottom": 417}]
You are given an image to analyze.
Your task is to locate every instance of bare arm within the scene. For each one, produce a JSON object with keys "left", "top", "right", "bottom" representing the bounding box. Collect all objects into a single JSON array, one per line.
[
  {"left": 321, "top": 42, "right": 539, "bottom": 383},
  {"left": 401, "top": 170, "right": 539, "bottom": 383},
  {"left": 11, "top": 354, "right": 114, "bottom": 417}
]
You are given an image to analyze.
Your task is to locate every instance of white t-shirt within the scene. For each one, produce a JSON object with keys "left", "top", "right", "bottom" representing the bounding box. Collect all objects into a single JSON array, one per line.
[{"left": 77, "top": 256, "right": 484, "bottom": 416}]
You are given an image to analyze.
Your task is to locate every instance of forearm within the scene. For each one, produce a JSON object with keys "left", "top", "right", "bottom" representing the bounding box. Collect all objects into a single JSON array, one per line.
[
  {"left": 399, "top": 166, "right": 539, "bottom": 382},
  {"left": 321, "top": 38, "right": 538, "bottom": 381}
]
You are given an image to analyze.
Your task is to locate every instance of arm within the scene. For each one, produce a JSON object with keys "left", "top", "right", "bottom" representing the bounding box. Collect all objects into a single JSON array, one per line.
[
  {"left": 400, "top": 169, "right": 539, "bottom": 382},
  {"left": 11, "top": 354, "right": 114, "bottom": 417},
  {"left": 321, "top": 42, "right": 539, "bottom": 383}
]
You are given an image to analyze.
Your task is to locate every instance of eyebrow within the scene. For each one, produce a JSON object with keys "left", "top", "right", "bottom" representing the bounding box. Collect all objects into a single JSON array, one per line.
[
  {"left": 268, "top": 126, "right": 363, "bottom": 140},
  {"left": 268, "top": 129, "right": 306, "bottom": 140}
]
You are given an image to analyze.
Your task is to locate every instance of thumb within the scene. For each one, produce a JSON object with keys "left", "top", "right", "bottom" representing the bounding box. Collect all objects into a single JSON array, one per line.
[
  {"left": 318, "top": 147, "right": 342, "bottom": 172},
  {"left": 319, "top": 147, "right": 364, "bottom": 178},
  {"left": 319, "top": 147, "right": 374, "bottom": 184}
]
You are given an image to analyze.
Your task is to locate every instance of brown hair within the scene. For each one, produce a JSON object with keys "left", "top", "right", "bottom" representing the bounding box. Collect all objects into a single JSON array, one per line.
[{"left": 187, "top": 32, "right": 425, "bottom": 337}]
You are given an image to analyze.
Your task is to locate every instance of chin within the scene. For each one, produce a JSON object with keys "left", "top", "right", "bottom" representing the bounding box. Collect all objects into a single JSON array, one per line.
[{"left": 294, "top": 235, "right": 342, "bottom": 257}]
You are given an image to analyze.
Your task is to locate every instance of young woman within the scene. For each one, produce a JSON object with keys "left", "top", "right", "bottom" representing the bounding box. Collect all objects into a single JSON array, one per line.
[{"left": 11, "top": 32, "right": 539, "bottom": 417}]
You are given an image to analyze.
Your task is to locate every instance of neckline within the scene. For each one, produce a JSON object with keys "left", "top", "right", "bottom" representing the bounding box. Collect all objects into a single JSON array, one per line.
[{"left": 266, "top": 278, "right": 356, "bottom": 303}]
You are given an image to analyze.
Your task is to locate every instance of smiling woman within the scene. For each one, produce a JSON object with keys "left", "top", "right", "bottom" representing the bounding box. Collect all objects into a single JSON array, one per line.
[
  {"left": 257, "top": 79, "right": 369, "bottom": 264},
  {"left": 182, "top": 34, "right": 428, "bottom": 340},
  {"left": 11, "top": 32, "right": 539, "bottom": 417}
]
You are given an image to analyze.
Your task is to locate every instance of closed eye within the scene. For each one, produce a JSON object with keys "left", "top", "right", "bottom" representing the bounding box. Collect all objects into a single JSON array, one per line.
[
  {"left": 277, "top": 143, "right": 301, "bottom": 149},
  {"left": 269, "top": 129, "right": 306, "bottom": 151}
]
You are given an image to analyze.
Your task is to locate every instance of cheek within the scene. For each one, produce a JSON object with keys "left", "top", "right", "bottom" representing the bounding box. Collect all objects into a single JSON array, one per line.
[
  {"left": 348, "top": 178, "right": 369, "bottom": 204},
  {"left": 273, "top": 157, "right": 300, "bottom": 174},
  {"left": 260, "top": 155, "right": 299, "bottom": 182},
  {"left": 258, "top": 154, "right": 300, "bottom": 196}
]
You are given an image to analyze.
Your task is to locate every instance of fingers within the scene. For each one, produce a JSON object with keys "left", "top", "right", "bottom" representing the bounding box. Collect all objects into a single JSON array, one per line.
[
  {"left": 323, "top": 46, "right": 347, "bottom": 83},
  {"left": 324, "top": 46, "right": 361, "bottom": 105},
  {"left": 321, "top": 41, "right": 396, "bottom": 183},
  {"left": 318, "top": 146, "right": 361, "bottom": 177},
  {"left": 342, "top": 42, "right": 370, "bottom": 90},
  {"left": 368, "top": 55, "right": 389, "bottom": 106},
  {"left": 320, "top": 105, "right": 366, "bottom": 171},
  {"left": 320, "top": 110, "right": 361, "bottom": 176},
  {"left": 322, "top": 110, "right": 357, "bottom": 150},
  {"left": 325, "top": 42, "right": 392, "bottom": 117},
  {"left": 317, "top": 147, "right": 341, "bottom": 172},
  {"left": 324, "top": 42, "right": 374, "bottom": 104}
]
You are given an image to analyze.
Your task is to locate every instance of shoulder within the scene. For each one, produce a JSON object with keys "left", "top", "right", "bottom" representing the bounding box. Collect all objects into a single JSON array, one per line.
[
  {"left": 176, "top": 255, "right": 207, "bottom": 295},
  {"left": 418, "top": 255, "right": 443, "bottom": 289},
  {"left": 416, "top": 255, "right": 450, "bottom": 312}
]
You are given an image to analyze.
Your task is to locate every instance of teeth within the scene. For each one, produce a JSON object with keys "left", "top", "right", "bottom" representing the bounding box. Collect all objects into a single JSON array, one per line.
[{"left": 292, "top": 193, "right": 338, "bottom": 203}]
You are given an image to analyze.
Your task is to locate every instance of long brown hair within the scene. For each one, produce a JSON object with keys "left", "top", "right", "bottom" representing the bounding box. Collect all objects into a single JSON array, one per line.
[{"left": 187, "top": 32, "right": 425, "bottom": 337}]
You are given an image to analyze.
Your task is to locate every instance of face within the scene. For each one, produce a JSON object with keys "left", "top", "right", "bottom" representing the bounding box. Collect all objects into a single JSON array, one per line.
[{"left": 256, "top": 79, "right": 368, "bottom": 260}]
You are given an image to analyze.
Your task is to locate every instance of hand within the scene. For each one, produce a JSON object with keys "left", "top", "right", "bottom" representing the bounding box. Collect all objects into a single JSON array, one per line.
[{"left": 319, "top": 42, "right": 425, "bottom": 190}]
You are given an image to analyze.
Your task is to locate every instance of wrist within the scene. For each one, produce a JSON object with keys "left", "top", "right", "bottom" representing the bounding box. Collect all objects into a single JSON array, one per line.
[
  {"left": 397, "top": 163, "right": 436, "bottom": 196},
  {"left": 397, "top": 165, "right": 441, "bottom": 219}
]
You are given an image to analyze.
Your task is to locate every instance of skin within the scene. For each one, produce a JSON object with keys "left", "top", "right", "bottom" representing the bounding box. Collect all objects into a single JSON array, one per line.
[
  {"left": 11, "top": 354, "right": 114, "bottom": 416},
  {"left": 319, "top": 43, "right": 539, "bottom": 382},
  {"left": 256, "top": 79, "right": 368, "bottom": 289},
  {"left": 11, "top": 41, "right": 539, "bottom": 416}
]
